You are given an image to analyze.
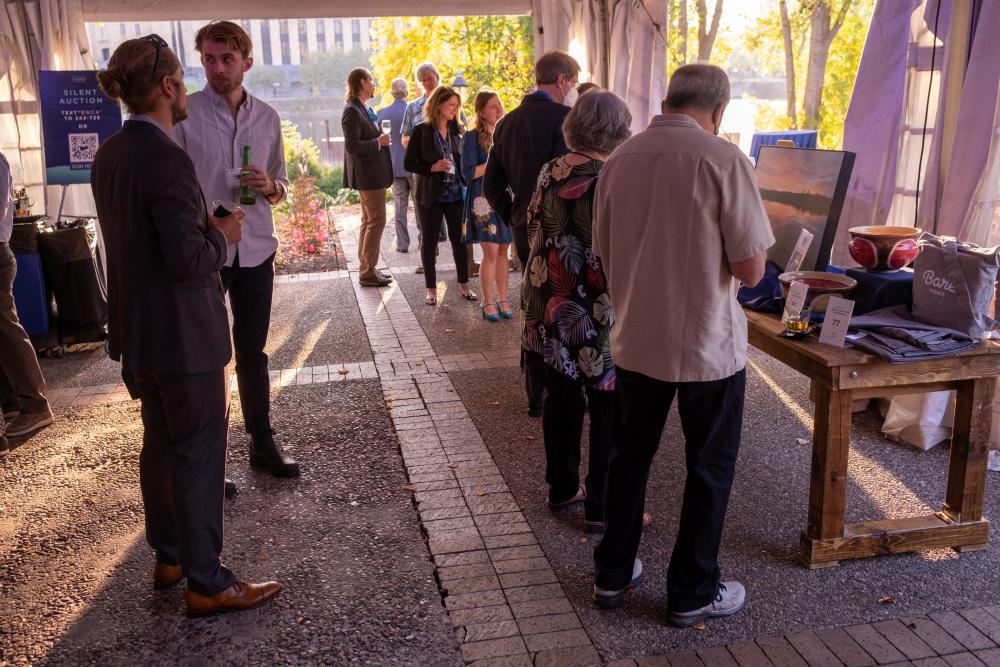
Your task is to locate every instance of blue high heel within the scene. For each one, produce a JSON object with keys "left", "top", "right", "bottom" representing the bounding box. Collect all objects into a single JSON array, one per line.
[
  {"left": 481, "top": 303, "right": 501, "bottom": 322},
  {"left": 498, "top": 300, "right": 514, "bottom": 319}
]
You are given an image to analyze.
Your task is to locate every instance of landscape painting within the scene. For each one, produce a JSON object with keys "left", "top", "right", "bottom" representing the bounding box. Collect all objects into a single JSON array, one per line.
[{"left": 755, "top": 146, "right": 855, "bottom": 271}]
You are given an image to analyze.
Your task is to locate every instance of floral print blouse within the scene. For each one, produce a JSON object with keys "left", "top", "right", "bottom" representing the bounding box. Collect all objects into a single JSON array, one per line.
[{"left": 521, "top": 155, "right": 615, "bottom": 390}]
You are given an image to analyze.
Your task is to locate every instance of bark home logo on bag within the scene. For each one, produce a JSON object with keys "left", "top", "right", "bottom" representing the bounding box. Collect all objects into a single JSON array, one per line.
[{"left": 922, "top": 270, "right": 957, "bottom": 297}]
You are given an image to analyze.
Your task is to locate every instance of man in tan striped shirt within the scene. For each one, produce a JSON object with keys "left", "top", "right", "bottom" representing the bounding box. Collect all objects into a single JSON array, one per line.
[{"left": 590, "top": 64, "right": 773, "bottom": 627}]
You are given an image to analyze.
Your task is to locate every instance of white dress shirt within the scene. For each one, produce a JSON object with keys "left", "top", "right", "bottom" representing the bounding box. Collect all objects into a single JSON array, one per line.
[{"left": 174, "top": 85, "right": 288, "bottom": 268}]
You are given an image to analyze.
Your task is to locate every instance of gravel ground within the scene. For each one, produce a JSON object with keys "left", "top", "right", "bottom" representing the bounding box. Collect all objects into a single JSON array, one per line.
[
  {"left": 0, "top": 381, "right": 461, "bottom": 666},
  {"left": 447, "top": 351, "right": 1000, "bottom": 662},
  {"left": 392, "top": 269, "right": 524, "bottom": 357},
  {"left": 35, "top": 275, "right": 371, "bottom": 393},
  {"left": 266, "top": 277, "right": 372, "bottom": 368}
]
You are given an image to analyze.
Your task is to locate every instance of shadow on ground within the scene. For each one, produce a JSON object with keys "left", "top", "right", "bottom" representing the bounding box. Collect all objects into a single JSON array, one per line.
[
  {"left": 447, "top": 349, "right": 1000, "bottom": 662},
  {"left": 1, "top": 381, "right": 460, "bottom": 666}
]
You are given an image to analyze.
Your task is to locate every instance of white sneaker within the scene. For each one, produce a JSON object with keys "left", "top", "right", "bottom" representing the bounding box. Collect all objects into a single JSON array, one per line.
[
  {"left": 667, "top": 581, "right": 746, "bottom": 627},
  {"left": 593, "top": 558, "right": 643, "bottom": 609}
]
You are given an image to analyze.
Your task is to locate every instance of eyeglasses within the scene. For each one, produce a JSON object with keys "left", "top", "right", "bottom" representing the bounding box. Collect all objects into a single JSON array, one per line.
[{"left": 141, "top": 34, "right": 169, "bottom": 83}]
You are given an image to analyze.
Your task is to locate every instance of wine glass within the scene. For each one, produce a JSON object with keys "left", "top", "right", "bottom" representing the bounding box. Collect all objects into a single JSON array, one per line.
[{"left": 380, "top": 119, "right": 391, "bottom": 135}]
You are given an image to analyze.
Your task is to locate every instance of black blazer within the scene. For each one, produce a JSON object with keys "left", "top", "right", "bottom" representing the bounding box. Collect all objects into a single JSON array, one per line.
[
  {"left": 341, "top": 97, "right": 392, "bottom": 191},
  {"left": 403, "top": 120, "right": 464, "bottom": 208},
  {"left": 483, "top": 92, "right": 570, "bottom": 228},
  {"left": 90, "top": 120, "right": 231, "bottom": 374}
]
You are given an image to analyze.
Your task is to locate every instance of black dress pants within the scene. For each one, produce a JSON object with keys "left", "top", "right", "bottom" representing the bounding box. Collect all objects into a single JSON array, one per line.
[
  {"left": 512, "top": 223, "right": 530, "bottom": 266},
  {"left": 594, "top": 366, "right": 746, "bottom": 612},
  {"left": 415, "top": 199, "right": 467, "bottom": 289},
  {"left": 134, "top": 368, "right": 235, "bottom": 596},
  {"left": 220, "top": 252, "right": 275, "bottom": 437},
  {"left": 542, "top": 367, "right": 616, "bottom": 522}
]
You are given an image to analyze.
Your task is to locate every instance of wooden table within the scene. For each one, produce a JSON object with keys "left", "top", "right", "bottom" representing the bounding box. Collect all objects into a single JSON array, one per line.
[{"left": 746, "top": 310, "right": 1000, "bottom": 568}]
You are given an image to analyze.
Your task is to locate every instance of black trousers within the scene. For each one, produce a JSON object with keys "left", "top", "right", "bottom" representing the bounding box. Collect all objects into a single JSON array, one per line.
[
  {"left": 522, "top": 350, "right": 545, "bottom": 410},
  {"left": 594, "top": 366, "right": 746, "bottom": 612},
  {"left": 134, "top": 368, "right": 235, "bottom": 596},
  {"left": 220, "top": 252, "right": 275, "bottom": 437},
  {"left": 542, "top": 367, "right": 616, "bottom": 522},
  {"left": 512, "top": 223, "right": 530, "bottom": 266},
  {"left": 415, "top": 200, "right": 467, "bottom": 289}
]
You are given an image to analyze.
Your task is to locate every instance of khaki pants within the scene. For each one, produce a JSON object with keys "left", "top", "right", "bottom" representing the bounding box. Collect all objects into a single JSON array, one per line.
[
  {"left": 0, "top": 243, "right": 49, "bottom": 432},
  {"left": 358, "top": 189, "right": 387, "bottom": 282}
]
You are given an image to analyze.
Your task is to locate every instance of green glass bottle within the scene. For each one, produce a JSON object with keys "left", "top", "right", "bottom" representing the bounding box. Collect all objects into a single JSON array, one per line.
[{"left": 240, "top": 145, "right": 256, "bottom": 206}]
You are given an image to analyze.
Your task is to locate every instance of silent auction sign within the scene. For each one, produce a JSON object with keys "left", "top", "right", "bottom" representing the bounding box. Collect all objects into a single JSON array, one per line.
[{"left": 38, "top": 70, "right": 123, "bottom": 185}]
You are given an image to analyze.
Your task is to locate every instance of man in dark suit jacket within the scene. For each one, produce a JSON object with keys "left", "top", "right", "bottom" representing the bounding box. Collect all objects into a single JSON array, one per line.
[
  {"left": 342, "top": 67, "right": 393, "bottom": 287},
  {"left": 483, "top": 50, "right": 580, "bottom": 267},
  {"left": 483, "top": 50, "right": 580, "bottom": 417},
  {"left": 91, "top": 36, "right": 281, "bottom": 616}
]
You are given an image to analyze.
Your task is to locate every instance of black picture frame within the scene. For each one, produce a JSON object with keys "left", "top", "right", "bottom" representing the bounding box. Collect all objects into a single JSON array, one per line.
[{"left": 755, "top": 145, "right": 856, "bottom": 271}]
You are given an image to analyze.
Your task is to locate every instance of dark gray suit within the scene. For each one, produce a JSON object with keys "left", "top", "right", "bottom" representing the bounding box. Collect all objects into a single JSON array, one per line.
[
  {"left": 342, "top": 98, "right": 392, "bottom": 191},
  {"left": 91, "top": 119, "right": 235, "bottom": 596}
]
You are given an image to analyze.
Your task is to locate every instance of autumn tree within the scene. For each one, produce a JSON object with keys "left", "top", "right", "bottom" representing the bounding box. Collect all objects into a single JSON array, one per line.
[
  {"left": 802, "top": 0, "right": 853, "bottom": 128},
  {"left": 743, "top": 0, "right": 872, "bottom": 148},
  {"left": 300, "top": 48, "right": 370, "bottom": 94},
  {"left": 368, "top": 16, "right": 534, "bottom": 115},
  {"left": 668, "top": 0, "right": 728, "bottom": 71},
  {"left": 696, "top": 0, "right": 725, "bottom": 62}
]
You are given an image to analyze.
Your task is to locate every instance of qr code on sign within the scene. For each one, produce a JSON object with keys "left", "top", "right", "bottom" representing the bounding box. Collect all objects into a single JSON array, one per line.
[{"left": 69, "top": 133, "right": 99, "bottom": 163}]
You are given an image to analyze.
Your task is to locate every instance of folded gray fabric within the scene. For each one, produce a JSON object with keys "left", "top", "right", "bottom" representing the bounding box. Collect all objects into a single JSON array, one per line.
[{"left": 848, "top": 304, "right": 976, "bottom": 362}]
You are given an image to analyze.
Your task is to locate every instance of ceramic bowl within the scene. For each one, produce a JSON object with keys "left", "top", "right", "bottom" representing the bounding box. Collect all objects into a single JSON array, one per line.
[
  {"left": 778, "top": 271, "right": 858, "bottom": 313},
  {"left": 848, "top": 226, "right": 922, "bottom": 271}
]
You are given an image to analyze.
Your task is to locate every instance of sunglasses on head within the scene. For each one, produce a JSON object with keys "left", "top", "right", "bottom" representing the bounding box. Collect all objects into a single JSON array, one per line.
[{"left": 141, "top": 34, "right": 169, "bottom": 83}]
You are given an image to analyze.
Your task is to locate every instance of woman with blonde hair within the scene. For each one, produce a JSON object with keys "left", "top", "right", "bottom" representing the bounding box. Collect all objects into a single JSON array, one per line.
[
  {"left": 404, "top": 86, "right": 477, "bottom": 305},
  {"left": 462, "top": 90, "right": 512, "bottom": 321}
]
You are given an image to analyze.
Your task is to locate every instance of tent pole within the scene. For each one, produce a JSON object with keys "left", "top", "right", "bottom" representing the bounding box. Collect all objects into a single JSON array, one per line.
[
  {"left": 599, "top": 0, "right": 611, "bottom": 87},
  {"left": 935, "top": 0, "right": 973, "bottom": 231}
]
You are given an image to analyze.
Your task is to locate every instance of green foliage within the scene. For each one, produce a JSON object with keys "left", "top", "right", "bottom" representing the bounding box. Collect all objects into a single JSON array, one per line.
[
  {"left": 740, "top": 0, "right": 873, "bottom": 149},
  {"left": 300, "top": 48, "right": 372, "bottom": 94},
  {"left": 816, "top": 2, "right": 871, "bottom": 149},
  {"left": 245, "top": 66, "right": 287, "bottom": 94},
  {"left": 368, "top": 16, "right": 535, "bottom": 115},
  {"left": 666, "top": 1, "right": 733, "bottom": 73},
  {"left": 282, "top": 119, "right": 323, "bottom": 180},
  {"left": 332, "top": 188, "right": 361, "bottom": 206}
]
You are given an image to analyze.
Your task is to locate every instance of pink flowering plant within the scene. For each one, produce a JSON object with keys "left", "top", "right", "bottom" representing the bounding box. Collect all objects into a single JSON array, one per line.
[{"left": 276, "top": 173, "right": 332, "bottom": 255}]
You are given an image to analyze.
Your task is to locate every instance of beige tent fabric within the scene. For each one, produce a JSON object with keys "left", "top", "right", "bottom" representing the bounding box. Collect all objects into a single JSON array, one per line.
[
  {"left": 2, "top": 0, "right": 96, "bottom": 218},
  {"left": 80, "top": 0, "right": 531, "bottom": 21},
  {"left": 530, "top": 0, "right": 665, "bottom": 132}
]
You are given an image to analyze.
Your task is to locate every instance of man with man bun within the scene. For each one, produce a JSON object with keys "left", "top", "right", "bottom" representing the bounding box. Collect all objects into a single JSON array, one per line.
[{"left": 92, "top": 35, "right": 281, "bottom": 616}]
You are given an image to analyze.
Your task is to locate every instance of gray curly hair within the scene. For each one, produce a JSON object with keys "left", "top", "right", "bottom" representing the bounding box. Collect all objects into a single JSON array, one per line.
[{"left": 563, "top": 91, "right": 632, "bottom": 156}]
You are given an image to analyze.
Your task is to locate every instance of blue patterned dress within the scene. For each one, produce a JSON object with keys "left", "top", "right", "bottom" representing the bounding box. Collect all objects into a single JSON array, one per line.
[{"left": 461, "top": 130, "right": 513, "bottom": 244}]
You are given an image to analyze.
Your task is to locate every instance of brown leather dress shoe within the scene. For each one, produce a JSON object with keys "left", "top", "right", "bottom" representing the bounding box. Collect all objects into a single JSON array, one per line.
[
  {"left": 185, "top": 580, "right": 282, "bottom": 617},
  {"left": 153, "top": 563, "right": 183, "bottom": 590}
]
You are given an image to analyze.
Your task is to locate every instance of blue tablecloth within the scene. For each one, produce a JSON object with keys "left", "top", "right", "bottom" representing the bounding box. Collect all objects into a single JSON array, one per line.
[{"left": 750, "top": 130, "right": 819, "bottom": 159}]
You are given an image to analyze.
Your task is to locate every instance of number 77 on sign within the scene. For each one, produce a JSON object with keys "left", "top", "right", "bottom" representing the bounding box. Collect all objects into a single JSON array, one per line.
[{"left": 818, "top": 297, "right": 855, "bottom": 348}]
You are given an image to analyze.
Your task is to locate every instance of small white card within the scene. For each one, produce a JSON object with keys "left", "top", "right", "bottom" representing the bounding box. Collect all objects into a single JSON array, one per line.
[
  {"left": 225, "top": 168, "right": 243, "bottom": 189},
  {"left": 819, "top": 297, "right": 855, "bottom": 348},
  {"left": 782, "top": 280, "right": 809, "bottom": 321},
  {"left": 785, "top": 228, "right": 815, "bottom": 272}
]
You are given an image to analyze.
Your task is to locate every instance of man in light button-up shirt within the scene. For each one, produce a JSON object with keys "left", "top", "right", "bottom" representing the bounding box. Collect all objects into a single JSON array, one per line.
[
  {"left": 591, "top": 64, "right": 772, "bottom": 627},
  {"left": 175, "top": 21, "right": 299, "bottom": 479}
]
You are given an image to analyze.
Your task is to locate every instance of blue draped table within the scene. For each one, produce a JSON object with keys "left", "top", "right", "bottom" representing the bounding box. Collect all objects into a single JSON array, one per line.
[{"left": 750, "top": 130, "right": 819, "bottom": 159}]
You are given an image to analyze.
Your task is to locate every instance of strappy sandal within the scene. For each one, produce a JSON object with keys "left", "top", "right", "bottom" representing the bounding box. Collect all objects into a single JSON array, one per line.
[
  {"left": 459, "top": 288, "right": 478, "bottom": 301},
  {"left": 425, "top": 293, "right": 437, "bottom": 305}
]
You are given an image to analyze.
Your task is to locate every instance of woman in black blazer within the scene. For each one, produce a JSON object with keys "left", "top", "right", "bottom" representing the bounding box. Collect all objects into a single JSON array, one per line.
[
  {"left": 403, "top": 86, "right": 476, "bottom": 305},
  {"left": 342, "top": 67, "right": 393, "bottom": 287}
]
